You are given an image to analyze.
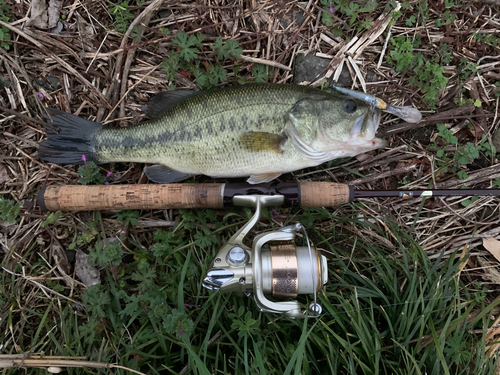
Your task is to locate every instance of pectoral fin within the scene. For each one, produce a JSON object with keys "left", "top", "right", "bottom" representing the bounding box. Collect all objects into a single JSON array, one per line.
[
  {"left": 247, "top": 172, "right": 282, "bottom": 184},
  {"left": 144, "top": 164, "right": 193, "bottom": 183},
  {"left": 240, "top": 132, "right": 286, "bottom": 153}
]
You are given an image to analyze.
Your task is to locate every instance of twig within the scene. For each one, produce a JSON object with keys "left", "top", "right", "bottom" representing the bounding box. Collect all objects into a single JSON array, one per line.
[
  {"left": 104, "top": 63, "right": 161, "bottom": 123},
  {"left": 0, "top": 105, "right": 46, "bottom": 128},
  {"left": 0, "top": 354, "right": 146, "bottom": 375},
  {"left": 0, "top": 20, "right": 109, "bottom": 106},
  {"left": 350, "top": 165, "right": 418, "bottom": 185},
  {"left": 238, "top": 54, "right": 291, "bottom": 71},
  {"left": 437, "top": 163, "right": 500, "bottom": 189},
  {"left": 476, "top": 0, "right": 500, "bottom": 4},
  {"left": 118, "top": 1, "right": 162, "bottom": 119}
]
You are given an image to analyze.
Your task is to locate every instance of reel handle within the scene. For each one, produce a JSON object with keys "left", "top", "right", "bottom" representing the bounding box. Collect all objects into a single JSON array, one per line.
[{"left": 37, "top": 182, "right": 354, "bottom": 211}]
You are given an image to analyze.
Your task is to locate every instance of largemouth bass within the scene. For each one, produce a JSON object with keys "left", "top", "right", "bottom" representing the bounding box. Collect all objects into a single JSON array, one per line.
[{"left": 39, "top": 84, "right": 421, "bottom": 184}]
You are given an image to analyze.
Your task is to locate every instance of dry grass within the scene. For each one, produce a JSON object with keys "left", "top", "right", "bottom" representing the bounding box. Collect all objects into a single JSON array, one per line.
[{"left": 1, "top": 0, "right": 500, "bottom": 373}]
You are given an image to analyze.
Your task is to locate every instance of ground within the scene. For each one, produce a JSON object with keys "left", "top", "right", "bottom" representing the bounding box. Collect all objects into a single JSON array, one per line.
[{"left": 1, "top": 0, "right": 500, "bottom": 374}]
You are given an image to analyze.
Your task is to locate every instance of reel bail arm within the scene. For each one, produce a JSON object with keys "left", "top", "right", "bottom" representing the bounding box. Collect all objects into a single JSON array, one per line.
[{"left": 203, "top": 195, "right": 328, "bottom": 319}]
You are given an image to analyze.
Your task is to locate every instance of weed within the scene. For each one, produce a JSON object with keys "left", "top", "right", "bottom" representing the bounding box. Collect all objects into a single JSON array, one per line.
[
  {"left": 455, "top": 142, "right": 479, "bottom": 165},
  {"left": 437, "top": 123, "right": 458, "bottom": 146},
  {"left": 459, "top": 58, "right": 478, "bottom": 80},
  {"left": 78, "top": 156, "right": 111, "bottom": 185},
  {"left": 430, "top": 122, "right": 492, "bottom": 180},
  {"left": 213, "top": 37, "right": 243, "bottom": 60},
  {"left": 193, "top": 64, "right": 227, "bottom": 88},
  {"left": 81, "top": 284, "right": 111, "bottom": 318},
  {"left": 41, "top": 210, "right": 62, "bottom": 227},
  {"left": 399, "top": 175, "right": 411, "bottom": 185},
  {"left": 117, "top": 210, "right": 140, "bottom": 226},
  {"left": 251, "top": 64, "right": 269, "bottom": 83},
  {"left": 321, "top": 0, "right": 377, "bottom": 29},
  {"left": 461, "top": 196, "right": 478, "bottom": 207},
  {"left": 161, "top": 51, "right": 181, "bottom": 81},
  {"left": 162, "top": 33, "right": 265, "bottom": 88},
  {"left": 435, "top": 10, "right": 456, "bottom": 27},
  {"left": 230, "top": 307, "right": 260, "bottom": 337},
  {"left": 89, "top": 240, "right": 124, "bottom": 266},
  {"left": 474, "top": 33, "right": 500, "bottom": 48},
  {"left": 386, "top": 33, "right": 450, "bottom": 107},
  {"left": 108, "top": 0, "right": 135, "bottom": 34},
  {"left": 68, "top": 220, "right": 98, "bottom": 250},
  {"left": 0, "top": 195, "right": 20, "bottom": 223},
  {"left": 0, "top": 0, "right": 11, "bottom": 50},
  {"left": 163, "top": 308, "right": 194, "bottom": 339},
  {"left": 172, "top": 31, "right": 205, "bottom": 62}
]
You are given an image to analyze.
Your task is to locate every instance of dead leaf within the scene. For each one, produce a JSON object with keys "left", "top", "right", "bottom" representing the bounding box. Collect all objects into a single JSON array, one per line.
[
  {"left": 48, "top": 0, "right": 63, "bottom": 29},
  {"left": 0, "top": 164, "right": 10, "bottom": 184},
  {"left": 75, "top": 249, "right": 100, "bottom": 287},
  {"left": 50, "top": 21, "right": 63, "bottom": 35},
  {"left": 478, "top": 257, "right": 500, "bottom": 284},
  {"left": 51, "top": 238, "right": 71, "bottom": 274},
  {"left": 76, "top": 13, "right": 94, "bottom": 36},
  {"left": 482, "top": 237, "right": 500, "bottom": 263},
  {"left": 27, "top": 0, "right": 63, "bottom": 29},
  {"left": 27, "top": 0, "right": 48, "bottom": 28}
]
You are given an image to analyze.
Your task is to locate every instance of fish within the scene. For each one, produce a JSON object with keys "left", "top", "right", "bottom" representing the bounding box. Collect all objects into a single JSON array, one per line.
[{"left": 38, "top": 84, "right": 421, "bottom": 184}]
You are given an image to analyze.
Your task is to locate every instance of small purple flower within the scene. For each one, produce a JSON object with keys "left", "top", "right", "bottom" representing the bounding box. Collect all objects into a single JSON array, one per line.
[
  {"left": 105, "top": 181, "right": 109, "bottom": 185},
  {"left": 179, "top": 329, "right": 184, "bottom": 334},
  {"left": 81, "top": 154, "right": 86, "bottom": 163},
  {"left": 271, "top": 208, "right": 279, "bottom": 217},
  {"left": 37, "top": 92, "right": 45, "bottom": 99},
  {"left": 330, "top": 2, "right": 334, "bottom": 13},
  {"left": 106, "top": 172, "right": 112, "bottom": 177}
]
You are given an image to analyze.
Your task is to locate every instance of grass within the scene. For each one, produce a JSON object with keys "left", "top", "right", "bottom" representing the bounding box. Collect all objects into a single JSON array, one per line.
[{"left": 1, "top": 207, "right": 499, "bottom": 374}]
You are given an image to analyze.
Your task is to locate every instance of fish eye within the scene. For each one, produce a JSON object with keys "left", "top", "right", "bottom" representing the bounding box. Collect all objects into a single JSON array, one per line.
[{"left": 342, "top": 100, "right": 357, "bottom": 114}]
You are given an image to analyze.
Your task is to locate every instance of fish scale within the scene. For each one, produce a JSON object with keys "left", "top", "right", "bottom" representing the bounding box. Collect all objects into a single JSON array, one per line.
[
  {"left": 96, "top": 86, "right": 316, "bottom": 173},
  {"left": 39, "top": 84, "right": 394, "bottom": 184}
]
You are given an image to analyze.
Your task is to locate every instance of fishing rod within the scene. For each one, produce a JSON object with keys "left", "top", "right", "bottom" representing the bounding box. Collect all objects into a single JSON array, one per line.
[
  {"left": 37, "top": 181, "right": 500, "bottom": 211},
  {"left": 36, "top": 182, "right": 500, "bottom": 319}
]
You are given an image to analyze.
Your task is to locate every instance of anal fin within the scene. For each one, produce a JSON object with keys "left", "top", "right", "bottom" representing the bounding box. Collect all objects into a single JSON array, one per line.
[
  {"left": 144, "top": 164, "right": 193, "bottom": 183},
  {"left": 247, "top": 172, "right": 282, "bottom": 184}
]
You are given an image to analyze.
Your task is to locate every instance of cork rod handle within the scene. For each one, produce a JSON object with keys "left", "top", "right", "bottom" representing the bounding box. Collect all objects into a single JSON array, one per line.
[
  {"left": 300, "top": 182, "right": 354, "bottom": 207},
  {"left": 38, "top": 184, "right": 225, "bottom": 211}
]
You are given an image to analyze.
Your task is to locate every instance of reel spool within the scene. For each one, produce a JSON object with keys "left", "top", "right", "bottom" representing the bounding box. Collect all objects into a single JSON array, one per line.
[{"left": 203, "top": 195, "right": 328, "bottom": 319}]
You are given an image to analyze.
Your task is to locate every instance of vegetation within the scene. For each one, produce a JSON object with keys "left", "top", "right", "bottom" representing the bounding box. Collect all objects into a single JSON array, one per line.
[
  {"left": 0, "top": 0, "right": 11, "bottom": 50},
  {"left": 0, "top": 195, "right": 20, "bottom": 223},
  {"left": 1, "top": 0, "right": 500, "bottom": 373},
  {"left": 161, "top": 31, "right": 269, "bottom": 89},
  {"left": 2, "top": 208, "right": 498, "bottom": 374}
]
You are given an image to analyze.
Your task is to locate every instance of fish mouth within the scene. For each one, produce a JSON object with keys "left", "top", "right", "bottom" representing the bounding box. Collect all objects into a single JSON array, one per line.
[{"left": 350, "top": 108, "right": 381, "bottom": 143}]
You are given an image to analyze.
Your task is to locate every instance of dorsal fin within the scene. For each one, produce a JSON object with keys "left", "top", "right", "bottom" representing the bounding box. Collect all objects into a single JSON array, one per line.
[{"left": 145, "top": 90, "right": 200, "bottom": 118}]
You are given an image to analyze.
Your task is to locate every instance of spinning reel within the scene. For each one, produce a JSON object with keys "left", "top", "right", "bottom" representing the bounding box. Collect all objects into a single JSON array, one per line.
[{"left": 202, "top": 195, "right": 328, "bottom": 319}]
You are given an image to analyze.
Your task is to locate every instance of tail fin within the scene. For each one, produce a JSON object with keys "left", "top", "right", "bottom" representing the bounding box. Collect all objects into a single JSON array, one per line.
[{"left": 38, "top": 108, "right": 102, "bottom": 165}]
